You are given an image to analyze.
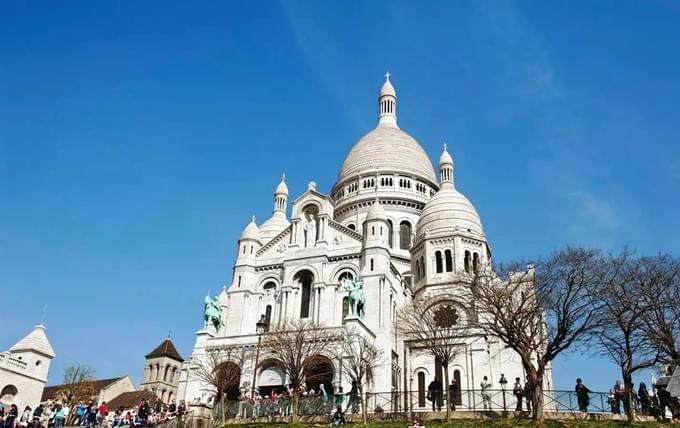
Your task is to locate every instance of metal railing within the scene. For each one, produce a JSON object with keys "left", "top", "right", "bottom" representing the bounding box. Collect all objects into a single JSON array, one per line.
[{"left": 210, "top": 388, "right": 656, "bottom": 420}]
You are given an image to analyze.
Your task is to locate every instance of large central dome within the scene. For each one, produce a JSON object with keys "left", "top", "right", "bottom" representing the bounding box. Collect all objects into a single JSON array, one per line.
[
  {"left": 337, "top": 126, "right": 437, "bottom": 184},
  {"left": 335, "top": 74, "right": 436, "bottom": 188}
]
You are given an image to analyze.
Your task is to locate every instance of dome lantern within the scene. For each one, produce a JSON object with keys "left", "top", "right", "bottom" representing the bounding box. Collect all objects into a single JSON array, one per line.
[
  {"left": 274, "top": 173, "right": 288, "bottom": 212},
  {"left": 439, "top": 143, "right": 455, "bottom": 188},
  {"left": 378, "top": 72, "right": 397, "bottom": 127}
]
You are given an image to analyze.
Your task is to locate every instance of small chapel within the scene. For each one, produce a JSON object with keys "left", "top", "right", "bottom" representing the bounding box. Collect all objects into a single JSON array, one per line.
[{"left": 178, "top": 75, "right": 548, "bottom": 409}]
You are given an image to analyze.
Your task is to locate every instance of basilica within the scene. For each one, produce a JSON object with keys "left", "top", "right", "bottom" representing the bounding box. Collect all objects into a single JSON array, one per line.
[{"left": 177, "top": 76, "right": 545, "bottom": 410}]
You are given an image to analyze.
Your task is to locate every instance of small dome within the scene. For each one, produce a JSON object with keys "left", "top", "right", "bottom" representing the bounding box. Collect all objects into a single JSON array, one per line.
[
  {"left": 415, "top": 186, "right": 484, "bottom": 241},
  {"left": 365, "top": 199, "right": 386, "bottom": 221},
  {"left": 240, "top": 216, "right": 260, "bottom": 241},
  {"left": 439, "top": 144, "right": 453, "bottom": 166},
  {"left": 275, "top": 174, "right": 288, "bottom": 195},
  {"left": 259, "top": 212, "right": 290, "bottom": 242}
]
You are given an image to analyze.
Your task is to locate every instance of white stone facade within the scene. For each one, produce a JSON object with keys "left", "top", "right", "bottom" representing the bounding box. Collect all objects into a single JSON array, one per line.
[
  {"left": 0, "top": 325, "right": 54, "bottom": 411},
  {"left": 178, "top": 76, "right": 550, "bottom": 409}
]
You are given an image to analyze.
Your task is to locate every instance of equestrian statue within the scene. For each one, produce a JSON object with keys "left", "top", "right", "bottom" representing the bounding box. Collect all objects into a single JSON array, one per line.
[
  {"left": 203, "top": 294, "right": 224, "bottom": 332},
  {"left": 341, "top": 276, "right": 366, "bottom": 319}
]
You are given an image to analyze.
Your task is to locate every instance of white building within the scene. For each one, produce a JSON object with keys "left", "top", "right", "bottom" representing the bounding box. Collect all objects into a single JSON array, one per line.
[
  {"left": 1, "top": 325, "right": 55, "bottom": 410},
  {"left": 178, "top": 76, "right": 547, "bottom": 410}
]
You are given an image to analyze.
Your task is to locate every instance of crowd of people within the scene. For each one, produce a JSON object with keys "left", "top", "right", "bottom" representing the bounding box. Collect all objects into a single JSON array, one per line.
[
  {"left": 215, "top": 381, "right": 363, "bottom": 419},
  {"left": 0, "top": 398, "right": 188, "bottom": 428}
]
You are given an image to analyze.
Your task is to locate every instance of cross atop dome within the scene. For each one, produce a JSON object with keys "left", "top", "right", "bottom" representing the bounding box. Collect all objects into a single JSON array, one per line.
[{"left": 385, "top": 71, "right": 391, "bottom": 81}]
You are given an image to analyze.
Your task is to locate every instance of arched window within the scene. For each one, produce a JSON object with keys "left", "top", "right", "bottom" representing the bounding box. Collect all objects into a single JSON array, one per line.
[
  {"left": 164, "top": 365, "right": 170, "bottom": 381},
  {"left": 263, "top": 281, "right": 276, "bottom": 294},
  {"left": 338, "top": 271, "right": 354, "bottom": 283},
  {"left": 347, "top": 223, "right": 356, "bottom": 231},
  {"left": 399, "top": 221, "right": 412, "bottom": 250},
  {"left": 295, "top": 270, "right": 314, "bottom": 319},
  {"left": 435, "top": 251, "right": 443, "bottom": 273},
  {"left": 415, "top": 259, "right": 421, "bottom": 281},
  {"left": 387, "top": 220, "right": 394, "bottom": 248},
  {"left": 342, "top": 297, "right": 349, "bottom": 320},
  {"left": 237, "top": 275, "right": 242, "bottom": 287},
  {"left": 417, "top": 372, "right": 426, "bottom": 407},
  {"left": 473, "top": 252, "right": 479, "bottom": 274},
  {"left": 370, "top": 259, "right": 374, "bottom": 271},
  {"left": 445, "top": 250, "right": 453, "bottom": 272},
  {"left": 420, "top": 256, "right": 426, "bottom": 278},
  {"left": 464, "top": 251, "right": 471, "bottom": 274},
  {"left": 265, "top": 305, "right": 272, "bottom": 331}
]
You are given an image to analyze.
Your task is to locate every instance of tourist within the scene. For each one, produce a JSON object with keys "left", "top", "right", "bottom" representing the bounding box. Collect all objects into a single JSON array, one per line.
[
  {"left": 334, "top": 386, "right": 345, "bottom": 413},
  {"left": 6, "top": 405, "right": 19, "bottom": 428},
  {"left": 524, "top": 379, "right": 533, "bottom": 413},
  {"left": 253, "top": 392, "right": 262, "bottom": 417},
  {"left": 85, "top": 401, "right": 97, "bottom": 428},
  {"left": 638, "top": 383, "right": 650, "bottom": 415},
  {"left": 74, "top": 402, "right": 85, "bottom": 426},
  {"left": 18, "top": 406, "right": 31, "bottom": 428},
  {"left": 513, "top": 378, "right": 523, "bottom": 411},
  {"left": 575, "top": 378, "right": 591, "bottom": 412},
  {"left": 137, "top": 399, "right": 149, "bottom": 426},
  {"left": 607, "top": 389, "right": 617, "bottom": 414},
  {"left": 480, "top": 376, "right": 492, "bottom": 411},
  {"left": 177, "top": 400, "right": 186, "bottom": 418},
  {"left": 331, "top": 405, "right": 345, "bottom": 426},
  {"left": 427, "top": 378, "right": 443, "bottom": 412},
  {"left": 97, "top": 402, "right": 108, "bottom": 427},
  {"left": 32, "top": 404, "right": 44, "bottom": 428},
  {"left": 613, "top": 380, "right": 624, "bottom": 414},
  {"left": 498, "top": 374, "right": 508, "bottom": 391},
  {"left": 448, "top": 379, "right": 458, "bottom": 411},
  {"left": 53, "top": 405, "right": 64, "bottom": 428}
]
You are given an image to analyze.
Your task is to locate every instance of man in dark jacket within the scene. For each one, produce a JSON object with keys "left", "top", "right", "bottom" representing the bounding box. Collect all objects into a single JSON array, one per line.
[{"left": 428, "top": 378, "right": 443, "bottom": 412}]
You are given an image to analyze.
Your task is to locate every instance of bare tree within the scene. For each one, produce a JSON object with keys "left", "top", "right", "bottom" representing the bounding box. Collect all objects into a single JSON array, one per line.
[
  {"left": 469, "top": 247, "right": 603, "bottom": 422},
  {"left": 397, "top": 294, "right": 469, "bottom": 420},
  {"left": 56, "top": 364, "right": 96, "bottom": 424},
  {"left": 590, "top": 251, "right": 661, "bottom": 423},
  {"left": 336, "top": 328, "right": 384, "bottom": 424},
  {"left": 637, "top": 254, "right": 680, "bottom": 372},
  {"left": 191, "top": 345, "right": 245, "bottom": 424},
  {"left": 260, "top": 319, "right": 337, "bottom": 422}
]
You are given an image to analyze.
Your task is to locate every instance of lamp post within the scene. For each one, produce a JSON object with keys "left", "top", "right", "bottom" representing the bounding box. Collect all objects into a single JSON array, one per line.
[{"left": 252, "top": 315, "right": 268, "bottom": 395}]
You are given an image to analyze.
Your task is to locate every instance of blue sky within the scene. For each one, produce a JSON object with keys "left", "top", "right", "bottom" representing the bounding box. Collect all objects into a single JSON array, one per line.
[{"left": 1, "top": 1, "right": 679, "bottom": 393}]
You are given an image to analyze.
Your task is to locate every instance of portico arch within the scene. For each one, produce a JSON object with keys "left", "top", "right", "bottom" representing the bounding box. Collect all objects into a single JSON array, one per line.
[
  {"left": 303, "top": 354, "right": 334, "bottom": 395},
  {"left": 214, "top": 361, "right": 241, "bottom": 400}
]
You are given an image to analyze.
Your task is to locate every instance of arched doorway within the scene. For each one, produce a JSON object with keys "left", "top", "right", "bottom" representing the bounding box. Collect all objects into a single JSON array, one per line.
[
  {"left": 256, "top": 359, "right": 286, "bottom": 397},
  {"left": 0, "top": 385, "right": 18, "bottom": 403},
  {"left": 303, "top": 354, "right": 334, "bottom": 395},
  {"left": 214, "top": 361, "right": 241, "bottom": 400}
]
